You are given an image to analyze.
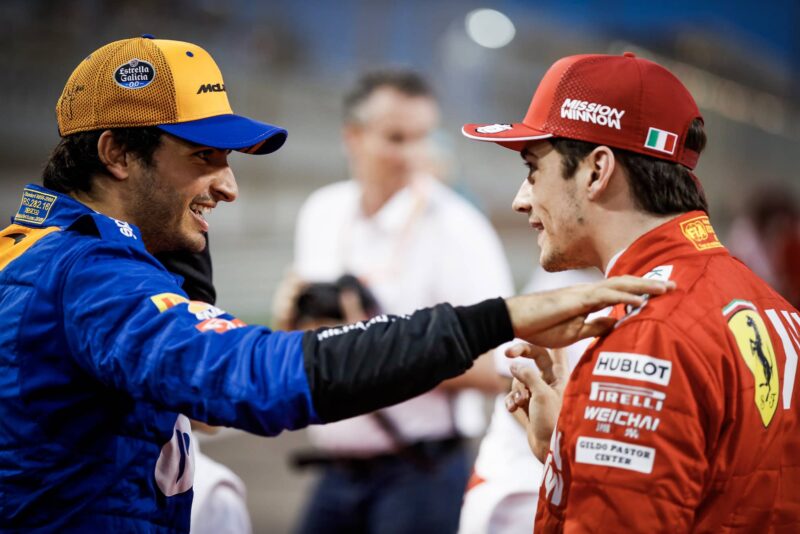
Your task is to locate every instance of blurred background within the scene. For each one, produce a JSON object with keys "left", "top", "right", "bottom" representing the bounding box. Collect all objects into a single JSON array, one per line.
[{"left": 3, "top": 0, "right": 799, "bottom": 531}]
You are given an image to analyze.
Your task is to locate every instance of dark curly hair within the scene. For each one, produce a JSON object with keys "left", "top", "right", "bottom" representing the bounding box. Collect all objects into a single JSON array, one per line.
[
  {"left": 42, "top": 127, "right": 163, "bottom": 194},
  {"left": 550, "top": 118, "right": 708, "bottom": 215}
]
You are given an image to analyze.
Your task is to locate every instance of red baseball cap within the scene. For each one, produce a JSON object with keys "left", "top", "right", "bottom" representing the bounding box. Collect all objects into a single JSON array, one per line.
[{"left": 462, "top": 52, "right": 703, "bottom": 169}]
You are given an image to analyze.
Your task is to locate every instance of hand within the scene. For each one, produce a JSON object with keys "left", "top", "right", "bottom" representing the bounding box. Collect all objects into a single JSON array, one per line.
[
  {"left": 504, "top": 344, "right": 569, "bottom": 462},
  {"left": 505, "top": 275, "right": 675, "bottom": 347}
]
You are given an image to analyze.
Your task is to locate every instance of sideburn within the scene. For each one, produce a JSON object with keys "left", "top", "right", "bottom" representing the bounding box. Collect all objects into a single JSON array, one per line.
[{"left": 128, "top": 163, "right": 186, "bottom": 254}]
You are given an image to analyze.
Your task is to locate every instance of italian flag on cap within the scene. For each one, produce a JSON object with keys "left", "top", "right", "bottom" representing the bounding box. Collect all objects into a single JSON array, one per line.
[{"left": 644, "top": 127, "right": 678, "bottom": 155}]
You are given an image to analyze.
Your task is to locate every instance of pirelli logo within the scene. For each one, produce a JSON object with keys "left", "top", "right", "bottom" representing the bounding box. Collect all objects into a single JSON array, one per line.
[
  {"left": 150, "top": 293, "right": 189, "bottom": 313},
  {"left": 589, "top": 382, "right": 665, "bottom": 411}
]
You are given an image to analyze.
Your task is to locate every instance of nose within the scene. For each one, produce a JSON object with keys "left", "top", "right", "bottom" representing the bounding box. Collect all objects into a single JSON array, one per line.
[
  {"left": 512, "top": 180, "right": 532, "bottom": 215},
  {"left": 212, "top": 167, "right": 238, "bottom": 203}
]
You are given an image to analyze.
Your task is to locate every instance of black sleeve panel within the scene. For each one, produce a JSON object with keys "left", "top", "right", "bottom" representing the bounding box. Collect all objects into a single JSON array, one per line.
[
  {"left": 155, "top": 234, "right": 216, "bottom": 304},
  {"left": 453, "top": 296, "right": 515, "bottom": 355},
  {"left": 304, "top": 298, "right": 514, "bottom": 423}
]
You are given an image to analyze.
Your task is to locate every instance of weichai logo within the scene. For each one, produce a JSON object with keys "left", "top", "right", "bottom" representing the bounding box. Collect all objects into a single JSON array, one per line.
[
  {"left": 196, "top": 83, "right": 226, "bottom": 94},
  {"left": 560, "top": 98, "right": 625, "bottom": 129}
]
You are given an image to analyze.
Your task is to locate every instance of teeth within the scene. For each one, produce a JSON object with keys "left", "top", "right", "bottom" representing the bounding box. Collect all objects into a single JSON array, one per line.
[{"left": 190, "top": 204, "right": 211, "bottom": 217}]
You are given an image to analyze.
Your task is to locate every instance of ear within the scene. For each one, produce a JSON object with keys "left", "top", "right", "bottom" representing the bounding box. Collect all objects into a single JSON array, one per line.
[
  {"left": 585, "top": 146, "right": 617, "bottom": 201},
  {"left": 96, "top": 130, "right": 130, "bottom": 181},
  {"left": 341, "top": 123, "right": 362, "bottom": 154}
]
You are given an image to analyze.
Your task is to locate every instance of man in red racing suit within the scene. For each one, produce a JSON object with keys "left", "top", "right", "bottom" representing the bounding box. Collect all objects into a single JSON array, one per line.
[
  {"left": 537, "top": 212, "right": 800, "bottom": 532},
  {"left": 462, "top": 51, "right": 800, "bottom": 532}
]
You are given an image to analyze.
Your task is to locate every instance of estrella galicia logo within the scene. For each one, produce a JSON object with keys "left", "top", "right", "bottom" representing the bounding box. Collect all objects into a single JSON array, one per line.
[{"left": 114, "top": 58, "right": 156, "bottom": 89}]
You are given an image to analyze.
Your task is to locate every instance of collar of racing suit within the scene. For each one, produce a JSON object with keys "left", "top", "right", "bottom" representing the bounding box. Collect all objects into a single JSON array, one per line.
[{"left": 607, "top": 210, "right": 730, "bottom": 280}]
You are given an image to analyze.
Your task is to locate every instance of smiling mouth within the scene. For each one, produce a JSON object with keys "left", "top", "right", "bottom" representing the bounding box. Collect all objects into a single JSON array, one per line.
[{"left": 189, "top": 203, "right": 212, "bottom": 231}]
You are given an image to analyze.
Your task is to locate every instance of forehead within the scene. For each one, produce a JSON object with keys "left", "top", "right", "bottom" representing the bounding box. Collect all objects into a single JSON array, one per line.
[
  {"left": 359, "top": 87, "right": 438, "bottom": 123},
  {"left": 520, "top": 139, "right": 555, "bottom": 160}
]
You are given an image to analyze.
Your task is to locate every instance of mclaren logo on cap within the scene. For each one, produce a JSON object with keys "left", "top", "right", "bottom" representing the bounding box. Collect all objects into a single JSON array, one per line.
[
  {"left": 197, "top": 83, "right": 226, "bottom": 95},
  {"left": 476, "top": 124, "right": 513, "bottom": 134},
  {"left": 114, "top": 58, "right": 156, "bottom": 89}
]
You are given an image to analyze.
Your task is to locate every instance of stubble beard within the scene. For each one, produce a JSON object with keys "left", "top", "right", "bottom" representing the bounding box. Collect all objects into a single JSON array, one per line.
[
  {"left": 129, "top": 165, "right": 202, "bottom": 254},
  {"left": 540, "top": 196, "right": 592, "bottom": 272}
]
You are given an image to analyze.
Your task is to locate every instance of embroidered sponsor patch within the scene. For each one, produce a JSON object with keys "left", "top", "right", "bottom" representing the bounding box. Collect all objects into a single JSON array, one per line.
[
  {"left": 150, "top": 293, "right": 189, "bottom": 313},
  {"left": 723, "top": 299, "right": 779, "bottom": 426},
  {"left": 643, "top": 265, "right": 673, "bottom": 282},
  {"left": 593, "top": 352, "right": 672, "bottom": 386},
  {"left": 187, "top": 301, "right": 226, "bottom": 321},
  {"left": 560, "top": 98, "right": 625, "bottom": 130},
  {"left": 475, "top": 123, "right": 513, "bottom": 134},
  {"left": 590, "top": 382, "right": 665, "bottom": 411},
  {"left": 15, "top": 188, "right": 57, "bottom": 225},
  {"left": 680, "top": 215, "right": 723, "bottom": 251},
  {"left": 583, "top": 405, "right": 661, "bottom": 438},
  {"left": 196, "top": 83, "right": 226, "bottom": 94},
  {"left": 575, "top": 436, "right": 655, "bottom": 474},
  {"left": 644, "top": 127, "right": 678, "bottom": 155},
  {"left": 114, "top": 58, "right": 156, "bottom": 89},
  {"left": 111, "top": 218, "right": 137, "bottom": 239},
  {"left": 195, "top": 317, "right": 247, "bottom": 333}
]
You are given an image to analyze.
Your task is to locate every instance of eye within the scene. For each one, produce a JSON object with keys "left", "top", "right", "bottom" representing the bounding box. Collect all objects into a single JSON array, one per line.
[
  {"left": 194, "top": 149, "right": 213, "bottom": 161},
  {"left": 524, "top": 161, "right": 537, "bottom": 181}
]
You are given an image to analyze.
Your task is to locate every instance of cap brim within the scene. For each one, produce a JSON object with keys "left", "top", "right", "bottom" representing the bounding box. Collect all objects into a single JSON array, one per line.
[
  {"left": 461, "top": 123, "right": 552, "bottom": 151},
  {"left": 158, "top": 114, "right": 287, "bottom": 155}
]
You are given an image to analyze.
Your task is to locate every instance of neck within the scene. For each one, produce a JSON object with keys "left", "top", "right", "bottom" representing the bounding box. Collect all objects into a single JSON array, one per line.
[
  {"left": 592, "top": 208, "right": 679, "bottom": 274},
  {"left": 355, "top": 173, "right": 409, "bottom": 217},
  {"left": 69, "top": 178, "right": 131, "bottom": 224}
]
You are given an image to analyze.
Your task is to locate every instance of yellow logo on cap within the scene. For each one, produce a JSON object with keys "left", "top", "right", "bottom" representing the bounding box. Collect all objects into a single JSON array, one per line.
[{"left": 723, "top": 299, "right": 779, "bottom": 427}]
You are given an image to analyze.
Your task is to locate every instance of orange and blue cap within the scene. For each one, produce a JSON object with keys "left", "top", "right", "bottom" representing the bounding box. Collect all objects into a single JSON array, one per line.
[{"left": 56, "top": 35, "right": 286, "bottom": 155}]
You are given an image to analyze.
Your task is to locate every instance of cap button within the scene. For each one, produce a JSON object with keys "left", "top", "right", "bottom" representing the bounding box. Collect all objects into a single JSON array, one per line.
[
  {"left": 141, "top": 33, "right": 155, "bottom": 39},
  {"left": 623, "top": 51, "right": 636, "bottom": 58}
]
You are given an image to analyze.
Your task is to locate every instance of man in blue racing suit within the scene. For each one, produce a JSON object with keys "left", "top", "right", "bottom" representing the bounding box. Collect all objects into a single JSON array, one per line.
[{"left": 0, "top": 36, "right": 672, "bottom": 531}]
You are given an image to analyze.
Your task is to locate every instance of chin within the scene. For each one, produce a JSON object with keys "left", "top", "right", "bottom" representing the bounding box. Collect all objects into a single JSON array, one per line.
[
  {"left": 181, "top": 233, "right": 207, "bottom": 253},
  {"left": 540, "top": 249, "right": 581, "bottom": 273},
  {"left": 145, "top": 229, "right": 206, "bottom": 255}
]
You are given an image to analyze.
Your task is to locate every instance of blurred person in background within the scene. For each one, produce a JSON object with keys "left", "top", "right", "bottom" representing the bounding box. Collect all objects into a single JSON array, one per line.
[
  {"left": 459, "top": 267, "right": 601, "bottom": 534},
  {"left": 189, "top": 421, "right": 251, "bottom": 534},
  {"left": 727, "top": 185, "right": 800, "bottom": 309},
  {"left": 287, "top": 69, "right": 514, "bottom": 534}
]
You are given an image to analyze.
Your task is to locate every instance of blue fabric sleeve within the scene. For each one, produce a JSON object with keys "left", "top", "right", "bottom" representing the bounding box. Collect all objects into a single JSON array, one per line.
[{"left": 60, "top": 243, "right": 319, "bottom": 436}]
